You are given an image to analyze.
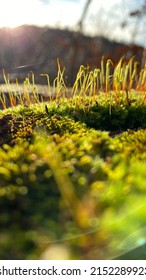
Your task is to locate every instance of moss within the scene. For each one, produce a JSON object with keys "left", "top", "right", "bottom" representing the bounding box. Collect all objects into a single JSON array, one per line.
[
  {"left": 0, "top": 122, "right": 145, "bottom": 259},
  {"left": 0, "top": 88, "right": 146, "bottom": 259}
]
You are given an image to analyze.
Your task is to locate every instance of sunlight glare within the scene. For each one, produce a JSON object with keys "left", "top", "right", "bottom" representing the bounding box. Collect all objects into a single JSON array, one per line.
[{"left": 0, "top": 0, "right": 42, "bottom": 28}]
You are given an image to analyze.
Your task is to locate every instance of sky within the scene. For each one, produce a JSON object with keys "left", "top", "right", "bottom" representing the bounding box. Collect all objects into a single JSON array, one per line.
[{"left": 0, "top": 0, "right": 145, "bottom": 46}]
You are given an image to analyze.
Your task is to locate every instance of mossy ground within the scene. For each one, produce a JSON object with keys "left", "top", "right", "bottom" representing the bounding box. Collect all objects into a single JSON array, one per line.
[{"left": 0, "top": 93, "right": 146, "bottom": 260}]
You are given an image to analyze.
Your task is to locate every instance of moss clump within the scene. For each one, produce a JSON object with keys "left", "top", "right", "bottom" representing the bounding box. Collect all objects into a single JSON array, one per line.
[
  {"left": 0, "top": 56, "right": 146, "bottom": 259},
  {"left": 0, "top": 121, "right": 145, "bottom": 259}
]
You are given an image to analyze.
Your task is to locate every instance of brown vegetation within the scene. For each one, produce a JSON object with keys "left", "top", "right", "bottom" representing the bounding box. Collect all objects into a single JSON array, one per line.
[{"left": 0, "top": 25, "right": 144, "bottom": 85}]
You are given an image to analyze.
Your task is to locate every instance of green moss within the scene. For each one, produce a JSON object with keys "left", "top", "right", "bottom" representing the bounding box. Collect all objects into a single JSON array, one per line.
[
  {"left": 0, "top": 122, "right": 145, "bottom": 259},
  {"left": 0, "top": 86, "right": 146, "bottom": 259}
]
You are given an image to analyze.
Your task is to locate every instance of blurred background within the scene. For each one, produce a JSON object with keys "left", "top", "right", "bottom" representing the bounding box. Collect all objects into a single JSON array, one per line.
[{"left": 0, "top": 0, "right": 145, "bottom": 84}]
